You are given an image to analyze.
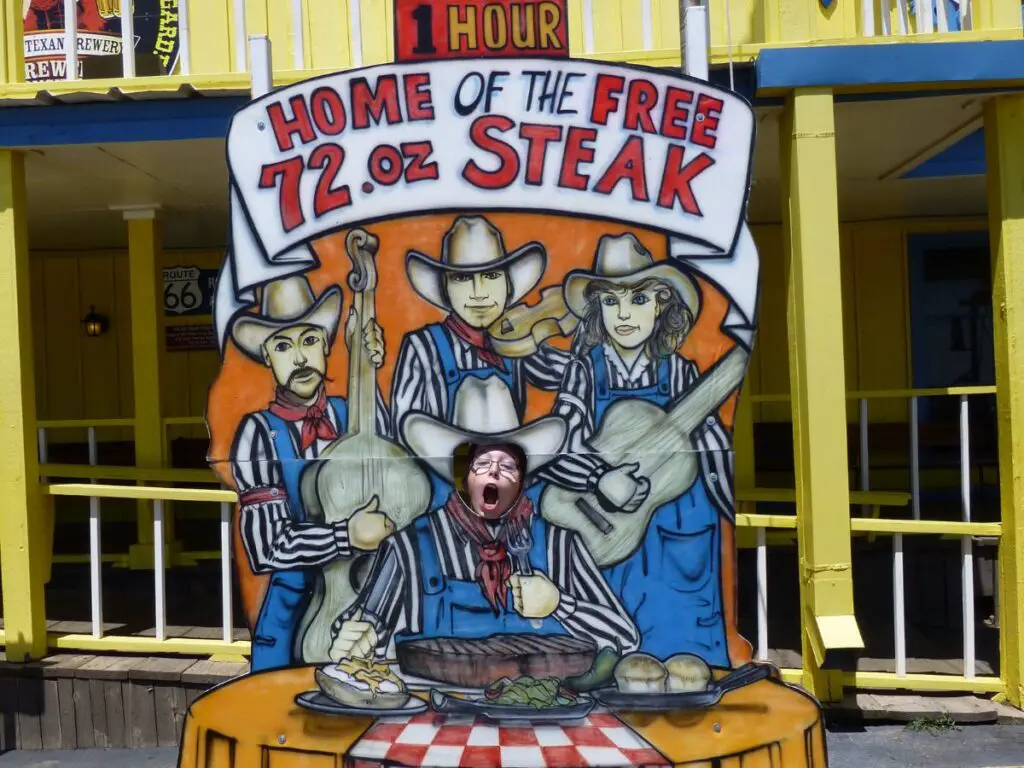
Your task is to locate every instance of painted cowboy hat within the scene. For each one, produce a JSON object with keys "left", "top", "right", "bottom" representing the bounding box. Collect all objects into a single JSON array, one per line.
[
  {"left": 406, "top": 216, "right": 546, "bottom": 311},
  {"left": 230, "top": 276, "right": 342, "bottom": 362},
  {"left": 563, "top": 233, "right": 701, "bottom": 319},
  {"left": 401, "top": 375, "right": 566, "bottom": 484}
]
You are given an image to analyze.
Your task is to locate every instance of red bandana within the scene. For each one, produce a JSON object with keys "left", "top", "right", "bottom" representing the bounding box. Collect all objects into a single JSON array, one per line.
[
  {"left": 444, "top": 492, "right": 533, "bottom": 615},
  {"left": 445, "top": 314, "right": 506, "bottom": 370},
  {"left": 268, "top": 387, "right": 338, "bottom": 453}
]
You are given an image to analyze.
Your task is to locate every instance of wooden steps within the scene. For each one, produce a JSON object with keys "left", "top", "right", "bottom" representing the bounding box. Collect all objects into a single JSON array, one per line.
[
  {"left": 0, "top": 652, "right": 249, "bottom": 750},
  {"left": 828, "top": 693, "right": 1024, "bottom": 725}
]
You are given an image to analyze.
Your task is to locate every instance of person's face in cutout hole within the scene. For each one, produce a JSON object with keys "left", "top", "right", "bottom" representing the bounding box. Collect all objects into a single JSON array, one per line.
[{"left": 462, "top": 443, "right": 524, "bottom": 520}]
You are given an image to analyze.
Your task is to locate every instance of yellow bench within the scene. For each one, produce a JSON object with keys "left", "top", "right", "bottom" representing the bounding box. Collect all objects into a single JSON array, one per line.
[{"left": 735, "top": 487, "right": 912, "bottom": 547}]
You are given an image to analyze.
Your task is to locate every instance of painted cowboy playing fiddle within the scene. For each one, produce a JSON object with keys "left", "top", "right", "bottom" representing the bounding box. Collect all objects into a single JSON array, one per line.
[
  {"left": 229, "top": 275, "right": 393, "bottom": 672},
  {"left": 537, "top": 233, "right": 736, "bottom": 667},
  {"left": 391, "top": 216, "right": 572, "bottom": 510},
  {"left": 330, "top": 376, "right": 639, "bottom": 660}
]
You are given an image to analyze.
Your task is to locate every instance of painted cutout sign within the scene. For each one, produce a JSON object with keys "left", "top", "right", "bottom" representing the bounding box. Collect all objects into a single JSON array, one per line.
[{"left": 187, "top": 3, "right": 827, "bottom": 766}]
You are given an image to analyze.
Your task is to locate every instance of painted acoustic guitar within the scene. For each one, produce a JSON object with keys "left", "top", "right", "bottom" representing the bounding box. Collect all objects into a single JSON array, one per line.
[
  {"left": 297, "top": 228, "right": 431, "bottom": 663},
  {"left": 540, "top": 345, "right": 750, "bottom": 567}
]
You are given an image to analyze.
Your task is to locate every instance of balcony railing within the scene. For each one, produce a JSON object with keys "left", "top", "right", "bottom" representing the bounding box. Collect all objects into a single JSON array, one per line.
[{"left": 2, "top": 0, "right": 1018, "bottom": 99}]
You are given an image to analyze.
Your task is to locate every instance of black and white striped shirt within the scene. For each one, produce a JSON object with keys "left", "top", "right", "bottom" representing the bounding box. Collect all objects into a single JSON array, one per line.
[
  {"left": 390, "top": 324, "right": 570, "bottom": 441},
  {"left": 332, "top": 506, "right": 640, "bottom": 657},
  {"left": 231, "top": 392, "right": 391, "bottom": 574},
  {"left": 537, "top": 345, "right": 735, "bottom": 521}
]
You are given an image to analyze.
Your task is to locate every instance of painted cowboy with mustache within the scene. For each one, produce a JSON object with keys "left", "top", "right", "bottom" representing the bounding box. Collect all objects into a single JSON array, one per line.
[{"left": 229, "top": 276, "right": 393, "bottom": 672}]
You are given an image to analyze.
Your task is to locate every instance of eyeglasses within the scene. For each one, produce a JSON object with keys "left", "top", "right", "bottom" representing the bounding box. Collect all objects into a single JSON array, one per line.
[{"left": 470, "top": 457, "right": 520, "bottom": 478}]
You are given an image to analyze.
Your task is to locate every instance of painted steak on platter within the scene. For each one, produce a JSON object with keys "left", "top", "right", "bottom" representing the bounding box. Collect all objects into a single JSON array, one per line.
[{"left": 395, "top": 635, "right": 598, "bottom": 688}]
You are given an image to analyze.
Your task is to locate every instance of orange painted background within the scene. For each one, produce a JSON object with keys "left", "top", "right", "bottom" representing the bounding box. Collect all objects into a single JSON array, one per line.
[{"left": 206, "top": 211, "right": 745, "bottom": 659}]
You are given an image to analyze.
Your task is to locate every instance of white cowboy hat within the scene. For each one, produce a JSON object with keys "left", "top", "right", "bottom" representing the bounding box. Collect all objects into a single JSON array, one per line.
[
  {"left": 401, "top": 376, "right": 566, "bottom": 484},
  {"left": 563, "top": 233, "right": 700, "bottom": 319},
  {"left": 406, "top": 216, "right": 546, "bottom": 311},
  {"left": 230, "top": 276, "right": 342, "bottom": 362}
]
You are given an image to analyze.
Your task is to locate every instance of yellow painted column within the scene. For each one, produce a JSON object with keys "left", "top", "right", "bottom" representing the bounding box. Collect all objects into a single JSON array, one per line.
[
  {"left": 0, "top": 151, "right": 47, "bottom": 661},
  {"left": 986, "top": 94, "right": 1024, "bottom": 708},
  {"left": 126, "top": 211, "right": 172, "bottom": 568},
  {"left": 780, "top": 88, "right": 863, "bottom": 702}
]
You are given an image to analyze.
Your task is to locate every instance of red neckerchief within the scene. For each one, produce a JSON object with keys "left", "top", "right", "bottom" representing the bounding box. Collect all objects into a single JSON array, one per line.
[
  {"left": 444, "top": 314, "right": 506, "bottom": 369},
  {"left": 444, "top": 492, "right": 533, "bottom": 615},
  {"left": 267, "top": 387, "right": 338, "bottom": 453}
]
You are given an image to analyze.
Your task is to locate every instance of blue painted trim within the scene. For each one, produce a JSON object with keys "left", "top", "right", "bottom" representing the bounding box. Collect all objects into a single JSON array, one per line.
[
  {"left": 902, "top": 128, "right": 986, "bottom": 179},
  {"left": 0, "top": 96, "right": 247, "bottom": 147},
  {"left": 757, "top": 40, "right": 1024, "bottom": 91}
]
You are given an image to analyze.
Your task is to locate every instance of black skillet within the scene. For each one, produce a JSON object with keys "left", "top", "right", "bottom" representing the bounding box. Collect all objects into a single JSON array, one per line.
[{"left": 591, "top": 661, "right": 773, "bottom": 711}]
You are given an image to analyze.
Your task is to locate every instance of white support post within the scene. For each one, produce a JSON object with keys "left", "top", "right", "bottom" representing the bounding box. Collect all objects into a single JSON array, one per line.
[
  {"left": 63, "top": 0, "right": 78, "bottom": 81},
  {"left": 893, "top": 533, "right": 906, "bottom": 676},
  {"left": 120, "top": 0, "right": 136, "bottom": 78},
  {"left": 641, "top": 0, "right": 654, "bottom": 50},
  {"left": 221, "top": 501, "right": 234, "bottom": 645},
  {"left": 960, "top": 395, "right": 975, "bottom": 679},
  {"left": 859, "top": 398, "right": 870, "bottom": 516},
  {"left": 862, "top": 0, "right": 877, "bottom": 35},
  {"left": 233, "top": 0, "right": 248, "bottom": 72},
  {"left": 291, "top": 0, "right": 306, "bottom": 70},
  {"left": 349, "top": 0, "right": 364, "bottom": 67},
  {"left": 880, "top": 0, "right": 893, "bottom": 34},
  {"left": 88, "top": 428, "right": 103, "bottom": 639},
  {"left": 250, "top": 36, "right": 273, "bottom": 97},
  {"left": 683, "top": 3, "right": 709, "bottom": 81},
  {"left": 936, "top": 0, "right": 950, "bottom": 32},
  {"left": 177, "top": 0, "right": 191, "bottom": 75},
  {"left": 154, "top": 500, "right": 166, "bottom": 642},
  {"left": 910, "top": 396, "right": 921, "bottom": 519},
  {"left": 582, "top": 0, "right": 595, "bottom": 53},
  {"left": 756, "top": 527, "right": 768, "bottom": 661}
]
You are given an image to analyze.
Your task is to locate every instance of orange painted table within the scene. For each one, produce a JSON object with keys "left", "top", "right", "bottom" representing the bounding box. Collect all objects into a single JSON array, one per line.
[{"left": 178, "top": 666, "right": 827, "bottom": 767}]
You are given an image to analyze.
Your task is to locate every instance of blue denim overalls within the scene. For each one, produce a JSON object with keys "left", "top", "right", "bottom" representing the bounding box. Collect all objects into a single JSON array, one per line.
[
  {"left": 588, "top": 347, "right": 729, "bottom": 666},
  {"left": 395, "top": 512, "right": 568, "bottom": 641},
  {"left": 250, "top": 397, "right": 347, "bottom": 672}
]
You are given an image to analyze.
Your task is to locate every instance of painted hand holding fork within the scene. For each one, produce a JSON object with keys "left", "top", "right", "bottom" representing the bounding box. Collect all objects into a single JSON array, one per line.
[{"left": 507, "top": 523, "right": 560, "bottom": 626}]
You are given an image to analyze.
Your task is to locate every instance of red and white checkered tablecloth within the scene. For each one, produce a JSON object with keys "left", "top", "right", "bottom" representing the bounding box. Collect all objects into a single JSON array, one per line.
[{"left": 346, "top": 710, "right": 670, "bottom": 768}]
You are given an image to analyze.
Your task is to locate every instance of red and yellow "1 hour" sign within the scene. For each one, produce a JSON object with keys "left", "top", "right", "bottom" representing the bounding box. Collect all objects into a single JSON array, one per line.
[{"left": 394, "top": 0, "right": 569, "bottom": 62}]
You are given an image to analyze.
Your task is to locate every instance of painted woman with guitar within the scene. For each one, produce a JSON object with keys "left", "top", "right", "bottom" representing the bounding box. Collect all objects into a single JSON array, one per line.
[{"left": 534, "top": 233, "right": 747, "bottom": 669}]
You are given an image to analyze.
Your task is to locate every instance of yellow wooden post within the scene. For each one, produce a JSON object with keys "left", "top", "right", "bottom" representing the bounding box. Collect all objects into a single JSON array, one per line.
[
  {"left": 0, "top": 150, "right": 47, "bottom": 661},
  {"left": 780, "top": 88, "right": 864, "bottom": 702},
  {"left": 126, "top": 211, "right": 176, "bottom": 568},
  {"left": 986, "top": 94, "right": 1024, "bottom": 708},
  {"left": 0, "top": 0, "right": 23, "bottom": 84}
]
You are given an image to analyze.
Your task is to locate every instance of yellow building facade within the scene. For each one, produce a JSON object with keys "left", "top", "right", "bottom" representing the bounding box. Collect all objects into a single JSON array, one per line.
[{"left": 0, "top": 0, "right": 1023, "bottom": 708}]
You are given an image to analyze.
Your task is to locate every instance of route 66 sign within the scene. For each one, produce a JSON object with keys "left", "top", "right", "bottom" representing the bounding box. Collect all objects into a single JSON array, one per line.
[{"left": 163, "top": 266, "right": 217, "bottom": 316}]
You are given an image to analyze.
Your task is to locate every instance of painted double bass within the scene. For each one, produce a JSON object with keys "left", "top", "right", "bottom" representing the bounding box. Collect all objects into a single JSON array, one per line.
[{"left": 298, "top": 228, "right": 431, "bottom": 663}]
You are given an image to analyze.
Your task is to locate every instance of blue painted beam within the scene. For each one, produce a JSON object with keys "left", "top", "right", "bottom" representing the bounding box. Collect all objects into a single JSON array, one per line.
[
  {"left": 901, "top": 127, "right": 986, "bottom": 178},
  {"left": 757, "top": 40, "right": 1024, "bottom": 92},
  {"left": 0, "top": 96, "right": 247, "bottom": 147}
]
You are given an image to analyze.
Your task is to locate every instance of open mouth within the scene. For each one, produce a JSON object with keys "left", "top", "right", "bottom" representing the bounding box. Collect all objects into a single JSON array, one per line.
[{"left": 483, "top": 484, "right": 500, "bottom": 507}]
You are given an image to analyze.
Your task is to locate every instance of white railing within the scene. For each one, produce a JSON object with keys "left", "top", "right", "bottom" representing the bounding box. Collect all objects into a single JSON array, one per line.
[
  {"left": 34, "top": 418, "right": 241, "bottom": 655},
  {"left": 862, "top": 0, "right": 972, "bottom": 35},
  {"left": 857, "top": 389, "right": 993, "bottom": 680},
  {"left": 747, "top": 385, "right": 997, "bottom": 683}
]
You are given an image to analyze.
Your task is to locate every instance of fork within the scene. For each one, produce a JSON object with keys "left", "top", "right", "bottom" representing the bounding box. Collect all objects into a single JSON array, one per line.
[
  {"left": 505, "top": 523, "right": 543, "bottom": 628},
  {"left": 506, "top": 523, "right": 533, "bottom": 576}
]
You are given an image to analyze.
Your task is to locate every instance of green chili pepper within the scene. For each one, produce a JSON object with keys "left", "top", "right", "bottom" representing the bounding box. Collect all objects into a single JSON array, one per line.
[{"left": 563, "top": 647, "right": 621, "bottom": 693}]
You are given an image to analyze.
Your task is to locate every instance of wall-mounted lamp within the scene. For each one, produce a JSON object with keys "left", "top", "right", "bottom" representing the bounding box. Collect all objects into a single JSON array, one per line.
[{"left": 82, "top": 306, "right": 109, "bottom": 338}]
